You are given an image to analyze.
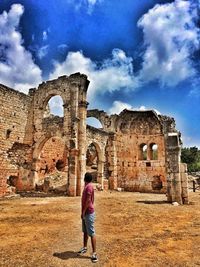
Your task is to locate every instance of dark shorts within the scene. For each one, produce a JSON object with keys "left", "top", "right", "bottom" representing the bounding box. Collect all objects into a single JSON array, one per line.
[{"left": 82, "top": 212, "right": 95, "bottom": 237}]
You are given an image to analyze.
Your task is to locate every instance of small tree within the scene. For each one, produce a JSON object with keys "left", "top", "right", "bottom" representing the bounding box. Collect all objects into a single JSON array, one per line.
[{"left": 181, "top": 147, "right": 200, "bottom": 172}]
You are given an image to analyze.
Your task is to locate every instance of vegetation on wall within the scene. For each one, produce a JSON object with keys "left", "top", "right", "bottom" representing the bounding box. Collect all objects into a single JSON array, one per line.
[{"left": 181, "top": 147, "right": 200, "bottom": 172}]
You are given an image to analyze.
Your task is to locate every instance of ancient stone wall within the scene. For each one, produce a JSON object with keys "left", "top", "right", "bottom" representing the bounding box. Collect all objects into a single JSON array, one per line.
[
  {"left": 87, "top": 109, "right": 116, "bottom": 131},
  {"left": 0, "top": 73, "right": 89, "bottom": 197},
  {"left": 113, "top": 111, "right": 167, "bottom": 193},
  {"left": 36, "top": 137, "right": 67, "bottom": 181},
  {"left": 0, "top": 84, "right": 32, "bottom": 195},
  {"left": 87, "top": 108, "right": 189, "bottom": 203},
  {"left": 31, "top": 74, "right": 89, "bottom": 196},
  {"left": 0, "top": 74, "right": 188, "bottom": 204},
  {"left": 114, "top": 133, "right": 166, "bottom": 193}
]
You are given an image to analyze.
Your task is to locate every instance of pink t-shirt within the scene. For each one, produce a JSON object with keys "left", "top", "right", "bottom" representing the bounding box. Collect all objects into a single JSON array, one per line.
[{"left": 81, "top": 183, "right": 94, "bottom": 215}]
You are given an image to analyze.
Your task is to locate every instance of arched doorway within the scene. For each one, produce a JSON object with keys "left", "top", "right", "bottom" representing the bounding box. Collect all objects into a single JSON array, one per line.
[
  {"left": 35, "top": 137, "right": 68, "bottom": 193},
  {"left": 86, "top": 142, "right": 104, "bottom": 187}
]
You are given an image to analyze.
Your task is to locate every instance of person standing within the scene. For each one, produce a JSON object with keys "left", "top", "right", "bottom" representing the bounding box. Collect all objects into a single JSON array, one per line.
[{"left": 78, "top": 172, "right": 98, "bottom": 263}]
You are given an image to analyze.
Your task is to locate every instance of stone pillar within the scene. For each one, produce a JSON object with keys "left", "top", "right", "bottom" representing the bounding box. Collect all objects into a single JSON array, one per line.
[
  {"left": 63, "top": 102, "right": 70, "bottom": 135},
  {"left": 68, "top": 148, "right": 78, "bottom": 196},
  {"left": 166, "top": 134, "right": 183, "bottom": 204},
  {"left": 147, "top": 146, "right": 153, "bottom": 161},
  {"left": 97, "top": 159, "right": 105, "bottom": 188},
  {"left": 67, "top": 84, "right": 79, "bottom": 196},
  {"left": 77, "top": 100, "right": 88, "bottom": 196},
  {"left": 180, "top": 163, "right": 189, "bottom": 204},
  {"left": 107, "top": 133, "right": 118, "bottom": 190},
  {"left": 63, "top": 101, "right": 73, "bottom": 196},
  {"left": 70, "top": 85, "right": 79, "bottom": 147}
]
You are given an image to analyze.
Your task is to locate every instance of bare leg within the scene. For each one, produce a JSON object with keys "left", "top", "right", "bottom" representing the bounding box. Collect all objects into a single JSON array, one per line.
[
  {"left": 91, "top": 235, "right": 96, "bottom": 253},
  {"left": 84, "top": 232, "right": 88, "bottom": 248}
]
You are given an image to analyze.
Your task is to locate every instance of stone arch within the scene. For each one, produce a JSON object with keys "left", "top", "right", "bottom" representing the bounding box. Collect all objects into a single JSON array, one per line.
[
  {"left": 33, "top": 88, "right": 69, "bottom": 140},
  {"left": 33, "top": 132, "right": 63, "bottom": 160},
  {"left": 86, "top": 117, "right": 103, "bottom": 129},
  {"left": 86, "top": 141, "right": 104, "bottom": 187},
  {"left": 37, "top": 87, "right": 69, "bottom": 111},
  {"left": 32, "top": 134, "right": 68, "bottom": 192},
  {"left": 87, "top": 109, "right": 111, "bottom": 130},
  {"left": 44, "top": 95, "right": 64, "bottom": 118}
]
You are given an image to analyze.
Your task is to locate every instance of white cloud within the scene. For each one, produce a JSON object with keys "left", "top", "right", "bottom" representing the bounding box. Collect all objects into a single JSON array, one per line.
[
  {"left": 50, "top": 0, "right": 200, "bottom": 101},
  {"left": 42, "top": 31, "right": 48, "bottom": 41},
  {"left": 108, "top": 101, "right": 132, "bottom": 115},
  {"left": 108, "top": 101, "right": 161, "bottom": 115},
  {"left": 71, "top": 0, "right": 102, "bottom": 14},
  {"left": 138, "top": 0, "right": 200, "bottom": 87},
  {"left": 49, "top": 49, "right": 138, "bottom": 101},
  {"left": 58, "top": 44, "right": 68, "bottom": 53},
  {"left": 86, "top": 0, "right": 102, "bottom": 14},
  {"left": 37, "top": 45, "right": 49, "bottom": 59},
  {"left": 0, "top": 4, "right": 42, "bottom": 93}
]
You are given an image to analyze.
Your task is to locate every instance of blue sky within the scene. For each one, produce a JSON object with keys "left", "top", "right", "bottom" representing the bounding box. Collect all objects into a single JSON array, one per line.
[{"left": 0, "top": 0, "right": 199, "bottom": 147}]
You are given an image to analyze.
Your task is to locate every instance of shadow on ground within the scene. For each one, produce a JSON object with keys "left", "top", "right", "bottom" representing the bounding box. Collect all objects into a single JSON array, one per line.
[
  {"left": 137, "top": 200, "right": 168, "bottom": 205},
  {"left": 53, "top": 251, "right": 90, "bottom": 260}
]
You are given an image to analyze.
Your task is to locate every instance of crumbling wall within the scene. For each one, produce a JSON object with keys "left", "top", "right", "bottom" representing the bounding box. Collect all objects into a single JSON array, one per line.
[
  {"left": 0, "top": 84, "right": 32, "bottom": 196},
  {"left": 0, "top": 73, "right": 89, "bottom": 197},
  {"left": 36, "top": 137, "right": 67, "bottom": 181},
  {"left": 86, "top": 108, "right": 189, "bottom": 203},
  {"left": 114, "top": 110, "right": 167, "bottom": 193},
  {"left": 87, "top": 109, "right": 118, "bottom": 132},
  {"left": 30, "top": 74, "right": 89, "bottom": 196},
  {"left": 0, "top": 74, "right": 188, "bottom": 203}
]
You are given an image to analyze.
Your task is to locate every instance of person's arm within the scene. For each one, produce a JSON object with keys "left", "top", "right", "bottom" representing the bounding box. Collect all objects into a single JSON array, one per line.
[{"left": 81, "top": 192, "right": 91, "bottom": 219}]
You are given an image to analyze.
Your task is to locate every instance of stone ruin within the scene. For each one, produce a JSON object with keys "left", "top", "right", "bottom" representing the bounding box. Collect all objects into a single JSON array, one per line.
[{"left": 0, "top": 73, "right": 189, "bottom": 204}]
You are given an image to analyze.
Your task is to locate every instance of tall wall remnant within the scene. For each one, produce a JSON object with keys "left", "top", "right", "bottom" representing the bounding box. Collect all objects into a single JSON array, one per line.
[{"left": 0, "top": 73, "right": 189, "bottom": 204}]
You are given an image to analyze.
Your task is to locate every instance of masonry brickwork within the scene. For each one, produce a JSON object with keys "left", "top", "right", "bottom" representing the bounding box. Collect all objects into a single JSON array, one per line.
[{"left": 0, "top": 73, "right": 189, "bottom": 204}]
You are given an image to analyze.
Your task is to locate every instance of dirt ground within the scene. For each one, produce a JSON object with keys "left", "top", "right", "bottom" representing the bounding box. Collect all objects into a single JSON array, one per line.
[{"left": 0, "top": 190, "right": 200, "bottom": 267}]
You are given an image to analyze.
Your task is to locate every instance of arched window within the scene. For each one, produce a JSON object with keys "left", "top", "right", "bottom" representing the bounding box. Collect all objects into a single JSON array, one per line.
[
  {"left": 86, "top": 117, "right": 103, "bottom": 129},
  {"left": 139, "top": 143, "right": 147, "bottom": 160},
  {"left": 44, "top": 95, "right": 64, "bottom": 118},
  {"left": 150, "top": 143, "right": 158, "bottom": 160}
]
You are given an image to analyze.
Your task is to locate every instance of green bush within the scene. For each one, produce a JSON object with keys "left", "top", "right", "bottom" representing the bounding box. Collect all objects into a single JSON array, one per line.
[{"left": 181, "top": 147, "right": 200, "bottom": 172}]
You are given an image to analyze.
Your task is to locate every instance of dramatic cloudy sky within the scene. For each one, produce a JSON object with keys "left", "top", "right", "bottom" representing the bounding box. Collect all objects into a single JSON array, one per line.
[{"left": 0, "top": 0, "right": 199, "bottom": 147}]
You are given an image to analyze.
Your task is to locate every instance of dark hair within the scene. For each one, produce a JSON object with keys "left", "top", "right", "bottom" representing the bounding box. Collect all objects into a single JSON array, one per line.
[{"left": 84, "top": 172, "right": 93, "bottom": 183}]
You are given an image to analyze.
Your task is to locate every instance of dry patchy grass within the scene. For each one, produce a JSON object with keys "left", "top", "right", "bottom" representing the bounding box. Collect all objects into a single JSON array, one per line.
[{"left": 0, "top": 191, "right": 200, "bottom": 267}]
